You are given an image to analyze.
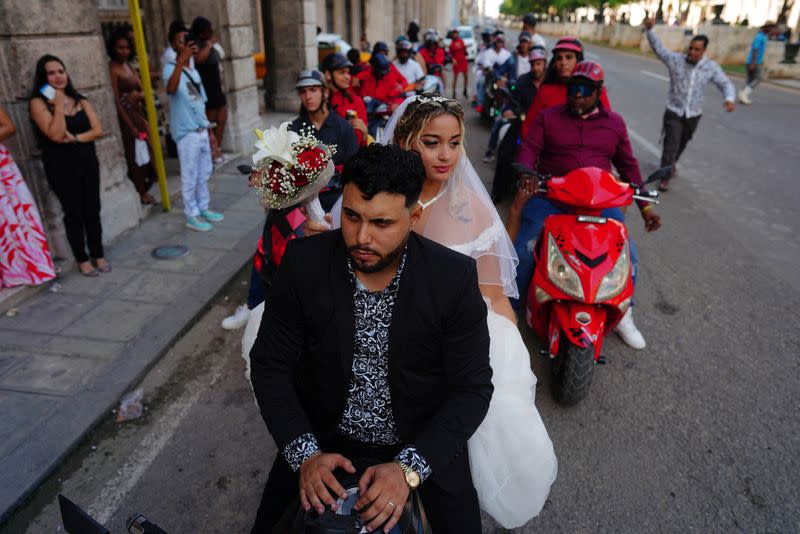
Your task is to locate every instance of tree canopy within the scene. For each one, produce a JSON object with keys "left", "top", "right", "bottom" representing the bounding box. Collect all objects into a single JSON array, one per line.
[{"left": 500, "top": 0, "right": 626, "bottom": 17}]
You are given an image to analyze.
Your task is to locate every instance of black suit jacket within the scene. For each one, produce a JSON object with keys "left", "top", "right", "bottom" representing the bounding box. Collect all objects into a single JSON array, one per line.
[{"left": 250, "top": 230, "right": 492, "bottom": 492}]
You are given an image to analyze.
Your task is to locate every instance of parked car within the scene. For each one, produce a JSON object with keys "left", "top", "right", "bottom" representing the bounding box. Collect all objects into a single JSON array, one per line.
[
  {"left": 316, "top": 32, "right": 370, "bottom": 65},
  {"left": 443, "top": 25, "right": 478, "bottom": 61}
]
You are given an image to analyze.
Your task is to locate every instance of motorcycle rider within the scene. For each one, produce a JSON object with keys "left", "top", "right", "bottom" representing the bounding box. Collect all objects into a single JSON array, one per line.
[
  {"left": 520, "top": 36, "right": 611, "bottom": 138},
  {"left": 483, "top": 39, "right": 541, "bottom": 163},
  {"left": 489, "top": 48, "right": 548, "bottom": 199},
  {"left": 355, "top": 53, "right": 407, "bottom": 110},
  {"left": 392, "top": 38, "right": 425, "bottom": 93},
  {"left": 221, "top": 70, "right": 357, "bottom": 330},
  {"left": 475, "top": 33, "right": 511, "bottom": 114},
  {"left": 494, "top": 32, "right": 534, "bottom": 87},
  {"left": 522, "top": 12, "right": 547, "bottom": 49},
  {"left": 418, "top": 30, "right": 446, "bottom": 74},
  {"left": 321, "top": 53, "right": 370, "bottom": 146},
  {"left": 512, "top": 61, "right": 661, "bottom": 349}
]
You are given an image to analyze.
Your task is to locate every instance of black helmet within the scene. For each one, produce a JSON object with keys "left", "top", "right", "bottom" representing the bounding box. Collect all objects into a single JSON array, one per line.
[
  {"left": 523, "top": 12, "right": 537, "bottom": 26},
  {"left": 428, "top": 63, "right": 443, "bottom": 75},
  {"left": 320, "top": 53, "right": 353, "bottom": 72},
  {"left": 372, "top": 41, "right": 389, "bottom": 54},
  {"left": 369, "top": 53, "right": 390, "bottom": 74}
]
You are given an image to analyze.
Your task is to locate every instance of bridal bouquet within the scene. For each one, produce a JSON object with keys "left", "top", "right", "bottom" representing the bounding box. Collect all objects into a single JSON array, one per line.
[{"left": 251, "top": 122, "right": 336, "bottom": 224}]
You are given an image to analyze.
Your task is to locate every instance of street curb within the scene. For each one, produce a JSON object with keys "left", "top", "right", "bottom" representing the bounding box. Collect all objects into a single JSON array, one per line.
[{"left": 0, "top": 174, "right": 262, "bottom": 525}]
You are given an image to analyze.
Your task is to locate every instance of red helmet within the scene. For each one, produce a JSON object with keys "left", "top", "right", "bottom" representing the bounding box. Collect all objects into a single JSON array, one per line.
[
  {"left": 553, "top": 36, "right": 583, "bottom": 54},
  {"left": 571, "top": 60, "right": 604, "bottom": 84}
]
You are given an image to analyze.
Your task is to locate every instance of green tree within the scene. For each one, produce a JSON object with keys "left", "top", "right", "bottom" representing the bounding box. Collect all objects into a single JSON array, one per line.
[{"left": 499, "top": 0, "right": 550, "bottom": 17}]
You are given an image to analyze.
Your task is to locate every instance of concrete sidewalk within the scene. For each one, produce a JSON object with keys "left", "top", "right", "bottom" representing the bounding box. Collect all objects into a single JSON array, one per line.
[{"left": 0, "top": 113, "right": 292, "bottom": 522}]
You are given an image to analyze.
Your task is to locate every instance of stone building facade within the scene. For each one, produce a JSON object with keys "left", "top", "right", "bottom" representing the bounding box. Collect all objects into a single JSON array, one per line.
[
  {"left": 0, "top": 0, "right": 261, "bottom": 260},
  {"left": 1, "top": 0, "right": 474, "bottom": 260}
]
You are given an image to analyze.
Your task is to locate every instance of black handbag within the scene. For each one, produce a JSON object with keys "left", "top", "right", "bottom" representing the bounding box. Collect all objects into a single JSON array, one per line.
[{"left": 273, "top": 460, "right": 432, "bottom": 534}]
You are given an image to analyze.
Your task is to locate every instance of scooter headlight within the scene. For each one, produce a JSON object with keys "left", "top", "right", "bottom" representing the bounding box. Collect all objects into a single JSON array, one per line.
[
  {"left": 595, "top": 242, "right": 631, "bottom": 302},
  {"left": 547, "top": 234, "right": 584, "bottom": 300}
]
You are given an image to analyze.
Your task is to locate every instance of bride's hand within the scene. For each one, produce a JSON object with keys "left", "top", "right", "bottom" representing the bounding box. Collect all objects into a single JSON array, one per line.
[{"left": 304, "top": 214, "right": 333, "bottom": 237}]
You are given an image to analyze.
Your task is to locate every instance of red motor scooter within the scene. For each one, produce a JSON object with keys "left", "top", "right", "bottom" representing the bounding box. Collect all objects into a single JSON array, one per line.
[{"left": 513, "top": 164, "right": 667, "bottom": 405}]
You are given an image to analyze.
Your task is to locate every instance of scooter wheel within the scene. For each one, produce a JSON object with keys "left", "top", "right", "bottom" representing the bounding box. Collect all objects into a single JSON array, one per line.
[{"left": 551, "top": 340, "right": 595, "bottom": 405}]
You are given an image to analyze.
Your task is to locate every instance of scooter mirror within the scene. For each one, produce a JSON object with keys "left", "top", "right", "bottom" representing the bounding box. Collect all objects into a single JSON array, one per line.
[
  {"left": 237, "top": 164, "right": 253, "bottom": 175},
  {"left": 645, "top": 165, "right": 672, "bottom": 184}
]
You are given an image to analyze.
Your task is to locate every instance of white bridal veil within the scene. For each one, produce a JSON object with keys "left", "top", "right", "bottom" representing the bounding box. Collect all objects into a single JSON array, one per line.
[{"left": 364, "top": 94, "right": 520, "bottom": 299}]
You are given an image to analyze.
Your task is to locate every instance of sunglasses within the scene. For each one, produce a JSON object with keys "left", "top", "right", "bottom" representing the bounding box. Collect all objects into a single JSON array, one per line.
[{"left": 566, "top": 84, "right": 596, "bottom": 97}]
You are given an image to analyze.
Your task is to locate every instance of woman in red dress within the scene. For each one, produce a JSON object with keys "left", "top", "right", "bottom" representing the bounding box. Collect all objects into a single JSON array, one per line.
[
  {"left": 448, "top": 29, "right": 469, "bottom": 99},
  {"left": 0, "top": 105, "right": 56, "bottom": 288}
]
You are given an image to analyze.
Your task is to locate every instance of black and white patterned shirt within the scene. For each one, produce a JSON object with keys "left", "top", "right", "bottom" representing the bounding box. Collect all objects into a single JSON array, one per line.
[
  {"left": 646, "top": 29, "right": 735, "bottom": 118},
  {"left": 282, "top": 252, "right": 432, "bottom": 482}
]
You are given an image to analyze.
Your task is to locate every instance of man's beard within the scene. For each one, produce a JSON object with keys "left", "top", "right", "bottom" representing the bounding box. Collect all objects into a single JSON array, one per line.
[
  {"left": 348, "top": 237, "right": 407, "bottom": 274},
  {"left": 399, "top": 56, "right": 409, "bottom": 64}
]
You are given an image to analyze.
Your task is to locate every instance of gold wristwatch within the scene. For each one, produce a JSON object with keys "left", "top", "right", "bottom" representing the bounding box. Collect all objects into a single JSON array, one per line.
[{"left": 395, "top": 461, "right": 421, "bottom": 490}]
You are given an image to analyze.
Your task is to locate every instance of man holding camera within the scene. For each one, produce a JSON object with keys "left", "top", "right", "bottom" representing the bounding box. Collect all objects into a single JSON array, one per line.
[{"left": 163, "top": 22, "right": 223, "bottom": 232}]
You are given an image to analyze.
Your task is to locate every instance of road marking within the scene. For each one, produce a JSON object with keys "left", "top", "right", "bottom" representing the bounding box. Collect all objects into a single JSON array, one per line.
[
  {"left": 641, "top": 69, "right": 669, "bottom": 82},
  {"left": 87, "top": 360, "right": 224, "bottom": 525},
  {"left": 585, "top": 51, "right": 599, "bottom": 59},
  {"left": 627, "top": 127, "right": 661, "bottom": 157}
]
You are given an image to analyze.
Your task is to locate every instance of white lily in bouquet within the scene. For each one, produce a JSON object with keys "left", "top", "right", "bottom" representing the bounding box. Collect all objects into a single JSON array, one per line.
[{"left": 251, "top": 122, "right": 336, "bottom": 225}]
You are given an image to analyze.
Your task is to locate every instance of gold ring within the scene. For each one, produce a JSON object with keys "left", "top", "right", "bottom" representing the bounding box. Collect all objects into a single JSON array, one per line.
[{"left": 387, "top": 501, "right": 396, "bottom": 508}]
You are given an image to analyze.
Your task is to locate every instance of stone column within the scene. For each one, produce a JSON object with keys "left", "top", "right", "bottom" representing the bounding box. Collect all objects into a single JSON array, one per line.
[
  {"left": 180, "top": 0, "right": 261, "bottom": 152},
  {"left": 262, "top": 0, "right": 318, "bottom": 112},
  {"left": 0, "top": 0, "right": 140, "bottom": 260}
]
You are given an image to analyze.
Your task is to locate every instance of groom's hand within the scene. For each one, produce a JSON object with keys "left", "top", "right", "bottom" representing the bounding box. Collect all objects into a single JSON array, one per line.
[
  {"left": 356, "top": 463, "right": 410, "bottom": 533},
  {"left": 299, "top": 452, "right": 356, "bottom": 514}
]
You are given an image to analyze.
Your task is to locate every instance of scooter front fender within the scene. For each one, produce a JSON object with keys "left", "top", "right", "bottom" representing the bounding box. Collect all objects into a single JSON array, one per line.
[{"left": 548, "top": 302, "right": 607, "bottom": 360}]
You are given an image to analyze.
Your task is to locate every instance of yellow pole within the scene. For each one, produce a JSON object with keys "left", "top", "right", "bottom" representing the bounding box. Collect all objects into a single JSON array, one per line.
[{"left": 128, "top": 0, "right": 171, "bottom": 211}]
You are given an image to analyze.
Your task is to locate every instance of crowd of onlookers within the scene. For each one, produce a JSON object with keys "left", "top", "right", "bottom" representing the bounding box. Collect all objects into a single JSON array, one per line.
[{"left": 0, "top": 16, "right": 230, "bottom": 288}]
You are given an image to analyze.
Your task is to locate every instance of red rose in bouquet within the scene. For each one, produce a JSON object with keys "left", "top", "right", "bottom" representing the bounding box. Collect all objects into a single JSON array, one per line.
[
  {"left": 251, "top": 123, "right": 337, "bottom": 225},
  {"left": 296, "top": 146, "right": 326, "bottom": 172}
]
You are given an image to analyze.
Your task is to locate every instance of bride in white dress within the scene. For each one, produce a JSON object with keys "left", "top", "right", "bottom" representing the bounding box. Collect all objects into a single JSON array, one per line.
[{"left": 242, "top": 94, "right": 557, "bottom": 529}]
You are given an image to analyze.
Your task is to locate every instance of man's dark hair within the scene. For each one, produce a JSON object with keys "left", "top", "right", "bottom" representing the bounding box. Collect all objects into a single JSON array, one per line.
[
  {"left": 346, "top": 48, "right": 361, "bottom": 65},
  {"left": 190, "top": 16, "right": 212, "bottom": 37},
  {"left": 691, "top": 34, "right": 709, "bottom": 48},
  {"left": 341, "top": 144, "right": 425, "bottom": 207},
  {"left": 167, "top": 20, "right": 188, "bottom": 44}
]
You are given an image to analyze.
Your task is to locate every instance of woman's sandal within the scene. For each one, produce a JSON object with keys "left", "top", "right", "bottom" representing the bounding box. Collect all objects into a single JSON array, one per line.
[{"left": 93, "top": 259, "right": 112, "bottom": 273}]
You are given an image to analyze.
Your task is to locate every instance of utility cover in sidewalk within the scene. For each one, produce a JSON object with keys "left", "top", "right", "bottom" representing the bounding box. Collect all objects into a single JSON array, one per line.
[{"left": 151, "top": 245, "right": 189, "bottom": 259}]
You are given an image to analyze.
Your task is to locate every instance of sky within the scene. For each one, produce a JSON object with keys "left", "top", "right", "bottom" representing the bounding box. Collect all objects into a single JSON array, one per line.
[{"left": 485, "top": 0, "right": 502, "bottom": 18}]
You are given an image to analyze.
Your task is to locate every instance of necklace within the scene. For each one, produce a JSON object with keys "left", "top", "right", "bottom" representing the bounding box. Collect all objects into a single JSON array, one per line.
[{"left": 417, "top": 189, "right": 445, "bottom": 209}]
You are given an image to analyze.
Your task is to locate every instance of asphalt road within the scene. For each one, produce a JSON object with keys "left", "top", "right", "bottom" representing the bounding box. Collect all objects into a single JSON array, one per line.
[{"left": 4, "top": 41, "right": 800, "bottom": 533}]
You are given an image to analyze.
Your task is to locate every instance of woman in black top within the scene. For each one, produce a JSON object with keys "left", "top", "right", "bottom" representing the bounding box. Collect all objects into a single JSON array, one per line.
[
  {"left": 29, "top": 54, "right": 108, "bottom": 277},
  {"left": 191, "top": 16, "right": 227, "bottom": 161}
]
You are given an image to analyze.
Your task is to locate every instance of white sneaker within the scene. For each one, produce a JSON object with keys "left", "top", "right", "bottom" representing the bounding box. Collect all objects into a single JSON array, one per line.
[
  {"left": 613, "top": 308, "right": 646, "bottom": 350},
  {"left": 738, "top": 86, "right": 752, "bottom": 105},
  {"left": 221, "top": 304, "right": 251, "bottom": 330}
]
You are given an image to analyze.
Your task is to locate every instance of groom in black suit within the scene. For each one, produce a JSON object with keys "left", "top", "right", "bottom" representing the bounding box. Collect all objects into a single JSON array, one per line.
[{"left": 249, "top": 144, "right": 492, "bottom": 533}]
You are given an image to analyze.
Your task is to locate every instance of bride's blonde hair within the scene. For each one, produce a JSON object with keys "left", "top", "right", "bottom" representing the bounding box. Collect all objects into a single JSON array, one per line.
[{"left": 393, "top": 93, "right": 465, "bottom": 150}]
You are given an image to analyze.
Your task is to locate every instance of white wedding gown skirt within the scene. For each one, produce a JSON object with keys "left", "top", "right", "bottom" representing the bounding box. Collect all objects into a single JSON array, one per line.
[
  {"left": 240, "top": 302, "right": 557, "bottom": 529},
  {"left": 468, "top": 308, "right": 558, "bottom": 529}
]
